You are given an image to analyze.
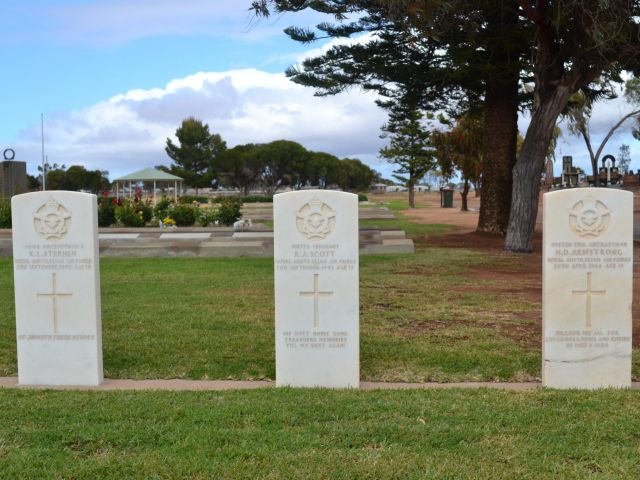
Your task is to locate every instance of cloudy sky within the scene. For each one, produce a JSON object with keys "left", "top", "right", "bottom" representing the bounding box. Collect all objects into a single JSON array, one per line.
[{"left": 1, "top": 1, "right": 638, "bottom": 181}]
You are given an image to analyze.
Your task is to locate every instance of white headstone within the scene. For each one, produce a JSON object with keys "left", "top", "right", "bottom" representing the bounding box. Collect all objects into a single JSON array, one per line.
[
  {"left": 274, "top": 190, "right": 359, "bottom": 388},
  {"left": 11, "top": 191, "right": 103, "bottom": 386},
  {"left": 543, "top": 188, "right": 632, "bottom": 389}
]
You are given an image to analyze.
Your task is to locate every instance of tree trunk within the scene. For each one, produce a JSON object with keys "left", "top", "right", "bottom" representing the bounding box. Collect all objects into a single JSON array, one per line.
[
  {"left": 460, "top": 178, "right": 470, "bottom": 211},
  {"left": 591, "top": 157, "right": 599, "bottom": 187},
  {"left": 505, "top": 87, "right": 573, "bottom": 252},
  {"left": 578, "top": 128, "right": 599, "bottom": 186},
  {"left": 473, "top": 180, "right": 480, "bottom": 197},
  {"left": 476, "top": 75, "right": 519, "bottom": 235},
  {"left": 408, "top": 180, "right": 415, "bottom": 208},
  {"left": 476, "top": 3, "right": 520, "bottom": 235}
]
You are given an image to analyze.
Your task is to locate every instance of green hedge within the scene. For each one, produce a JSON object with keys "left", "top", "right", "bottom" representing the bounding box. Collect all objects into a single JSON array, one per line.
[
  {"left": 97, "top": 197, "right": 117, "bottom": 227},
  {"left": 114, "top": 198, "right": 153, "bottom": 227},
  {"left": 179, "top": 194, "right": 364, "bottom": 204},
  {"left": 168, "top": 204, "right": 198, "bottom": 226},
  {"left": 178, "top": 195, "right": 210, "bottom": 205},
  {"left": 237, "top": 195, "right": 273, "bottom": 203},
  {"left": 0, "top": 199, "right": 11, "bottom": 228},
  {"left": 216, "top": 197, "right": 243, "bottom": 226}
]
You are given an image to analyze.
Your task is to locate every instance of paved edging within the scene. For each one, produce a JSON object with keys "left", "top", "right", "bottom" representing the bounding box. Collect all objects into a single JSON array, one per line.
[{"left": 1, "top": 377, "right": 638, "bottom": 391}]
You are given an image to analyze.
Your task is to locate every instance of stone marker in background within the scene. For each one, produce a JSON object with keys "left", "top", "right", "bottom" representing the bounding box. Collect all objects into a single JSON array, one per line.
[
  {"left": 543, "top": 188, "right": 632, "bottom": 388},
  {"left": 12, "top": 191, "right": 103, "bottom": 385},
  {"left": 274, "top": 190, "right": 359, "bottom": 388}
]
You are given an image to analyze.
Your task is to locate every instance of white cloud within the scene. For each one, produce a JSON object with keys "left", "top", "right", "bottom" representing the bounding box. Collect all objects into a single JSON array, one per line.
[{"left": 15, "top": 68, "right": 389, "bottom": 179}]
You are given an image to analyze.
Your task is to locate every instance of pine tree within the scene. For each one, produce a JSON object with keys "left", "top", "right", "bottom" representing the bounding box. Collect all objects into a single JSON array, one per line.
[
  {"left": 380, "top": 108, "right": 435, "bottom": 208},
  {"left": 252, "top": 0, "right": 527, "bottom": 234},
  {"left": 165, "top": 117, "right": 226, "bottom": 193}
]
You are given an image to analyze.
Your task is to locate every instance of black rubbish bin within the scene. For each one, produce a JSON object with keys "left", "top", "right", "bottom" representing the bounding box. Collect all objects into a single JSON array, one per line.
[{"left": 440, "top": 188, "right": 454, "bottom": 208}]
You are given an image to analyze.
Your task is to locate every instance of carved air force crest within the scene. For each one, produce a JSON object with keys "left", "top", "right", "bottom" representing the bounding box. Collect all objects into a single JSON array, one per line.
[
  {"left": 33, "top": 197, "right": 72, "bottom": 241},
  {"left": 568, "top": 195, "right": 610, "bottom": 238},
  {"left": 296, "top": 196, "right": 336, "bottom": 241}
]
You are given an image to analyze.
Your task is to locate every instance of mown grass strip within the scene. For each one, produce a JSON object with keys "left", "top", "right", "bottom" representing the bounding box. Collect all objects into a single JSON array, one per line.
[{"left": 0, "top": 388, "right": 638, "bottom": 479}]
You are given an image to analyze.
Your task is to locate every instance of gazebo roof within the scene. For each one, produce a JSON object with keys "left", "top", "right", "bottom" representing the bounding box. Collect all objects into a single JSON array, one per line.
[{"left": 114, "top": 167, "right": 183, "bottom": 182}]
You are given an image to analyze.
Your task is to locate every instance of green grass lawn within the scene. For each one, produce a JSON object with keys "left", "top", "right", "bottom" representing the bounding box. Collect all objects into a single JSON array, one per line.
[
  {"left": 0, "top": 250, "right": 541, "bottom": 382},
  {"left": 363, "top": 197, "right": 454, "bottom": 240},
  {"left": 256, "top": 218, "right": 450, "bottom": 238},
  {"left": 1, "top": 199, "right": 638, "bottom": 479},
  {"left": 1, "top": 388, "right": 639, "bottom": 479},
  {"left": 257, "top": 200, "right": 453, "bottom": 239},
  {"left": 359, "top": 218, "right": 452, "bottom": 238}
]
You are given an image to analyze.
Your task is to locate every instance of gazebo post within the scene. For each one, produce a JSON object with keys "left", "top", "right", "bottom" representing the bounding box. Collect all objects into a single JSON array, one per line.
[
  {"left": 174, "top": 180, "right": 178, "bottom": 203},
  {"left": 153, "top": 180, "right": 157, "bottom": 205}
]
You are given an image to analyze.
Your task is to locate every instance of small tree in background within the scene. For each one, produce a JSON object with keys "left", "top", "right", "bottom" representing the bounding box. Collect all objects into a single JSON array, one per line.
[
  {"left": 64, "top": 166, "right": 110, "bottom": 193},
  {"left": 307, "top": 152, "right": 342, "bottom": 189},
  {"left": 379, "top": 109, "right": 435, "bottom": 208},
  {"left": 217, "top": 144, "right": 262, "bottom": 196},
  {"left": 432, "top": 114, "right": 483, "bottom": 212},
  {"left": 336, "top": 158, "right": 375, "bottom": 192},
  {"left": 165, "top": 117, "right": 226, "bottom": 193},
  {"left": 252, "top": 140, "right": 309, "bottom": 194},
  {"left": 448, "top": 115, "right": 483, "bottom": 212},
  {"left": 39, "top": 164, "right": 109, "bottom": 193},
  {"left": 618, "top": 144, "right": 632, "bottom": 174}
]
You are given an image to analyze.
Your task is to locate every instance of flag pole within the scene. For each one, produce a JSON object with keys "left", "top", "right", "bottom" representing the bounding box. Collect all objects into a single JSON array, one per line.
[{"left": 41, "top": 113, "right": 46, "bottom": 191}]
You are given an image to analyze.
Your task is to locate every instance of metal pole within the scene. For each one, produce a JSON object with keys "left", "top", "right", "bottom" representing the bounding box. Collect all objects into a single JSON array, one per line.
[{"left": 41, "top": 113, "right": 46, "bottom": 190}]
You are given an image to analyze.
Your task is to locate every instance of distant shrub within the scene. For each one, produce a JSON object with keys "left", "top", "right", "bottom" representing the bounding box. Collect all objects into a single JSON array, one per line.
[
  {"left": 216, "top": 197, "right": 243, "bottom": 226},
  {"left": 153, "top": 197, "right": 172, "bottom": 221},
  {"left": 0, "top": 199, "right": 11, "bottom": 228},
  {"left": 178, "top": 195, "right": 209, "bottom": 205},
  {"left": 115, "top": 201, "right": 145, "bottom": 227},
  {"left": 211, "top": 195, "right": 271, "bottom": 203},
  {"left": 137, "top": 201, "right": 153, "bottom": 223},
  {"left": 198, "top": 208, "right": 218, "bottom": 227},
  {"left": 168, "top": 204, "right": 197, "bottom": 226},
  {"left": 115, "top": 198, "right": 152, "bottom": 227},
  {"left": 241, "top": 195, "right": 273, "bottom": 203},
  {"left": 358, "top": 194, "right": 368, "bottom": 202},
  {"left": 97, "top": 197, "right": 116, "bottom": 227}
]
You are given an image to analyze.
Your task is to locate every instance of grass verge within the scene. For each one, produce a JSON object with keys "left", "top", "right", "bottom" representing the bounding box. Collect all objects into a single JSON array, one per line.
[{"left": 0, "top": 388, "right": 639, "bottom": 479}]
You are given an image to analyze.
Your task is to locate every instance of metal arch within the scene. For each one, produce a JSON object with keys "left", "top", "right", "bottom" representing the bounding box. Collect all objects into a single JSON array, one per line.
[{"left": 3, "top": 148, "right": 15, "bottom": 160}]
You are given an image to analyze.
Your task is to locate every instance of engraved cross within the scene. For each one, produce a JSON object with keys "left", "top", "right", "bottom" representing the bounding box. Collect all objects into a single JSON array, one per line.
[
  {"left": 37, "top": 273, "right": 73, "bottom": 334},
  {"left": 299, "top": 273, "right": 334, "bottom": 328},
  {"left": 572, "top": 272, "right": 606, "bottom": 329}
]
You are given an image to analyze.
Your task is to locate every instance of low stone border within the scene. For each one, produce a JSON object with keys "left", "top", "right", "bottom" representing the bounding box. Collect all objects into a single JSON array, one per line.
[{"left": 0, "top": 228, "right": 414, "bottom": 257}]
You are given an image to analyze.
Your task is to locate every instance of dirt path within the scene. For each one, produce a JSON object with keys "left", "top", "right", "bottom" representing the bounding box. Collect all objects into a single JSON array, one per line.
[{"left": 377, "top": 191, "right": 483, "bottom": 232}]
